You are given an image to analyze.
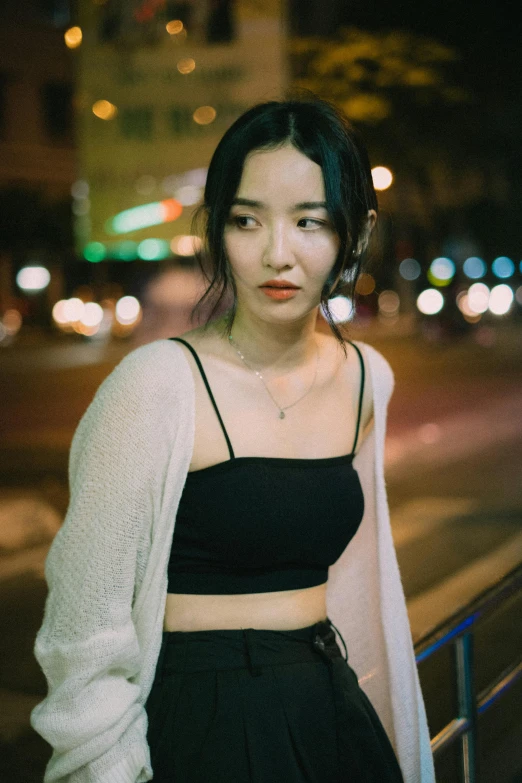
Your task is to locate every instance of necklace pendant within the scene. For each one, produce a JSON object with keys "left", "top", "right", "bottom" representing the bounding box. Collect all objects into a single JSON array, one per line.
[{"left": 279, "top": 411, "right": 285, "bottom": 419}]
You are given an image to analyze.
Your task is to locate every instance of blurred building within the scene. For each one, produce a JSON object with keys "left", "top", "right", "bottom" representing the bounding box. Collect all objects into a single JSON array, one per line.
[
  {"left": 0, "top": 0, "right": 75, "bottom": 316},
  {"left": 0, "top": 0, "right": 75, "bottom": 197},
  {"left": 75, "top": 0, "right": 287, "bottom": 260},
  {"left": 0, "top": 0, "right": 287, "bottom": 332}
]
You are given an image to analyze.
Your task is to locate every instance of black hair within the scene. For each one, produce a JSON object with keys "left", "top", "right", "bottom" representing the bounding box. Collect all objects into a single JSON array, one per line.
[{"left": 190, "top": 92, "right": 378, "bottom": 356}]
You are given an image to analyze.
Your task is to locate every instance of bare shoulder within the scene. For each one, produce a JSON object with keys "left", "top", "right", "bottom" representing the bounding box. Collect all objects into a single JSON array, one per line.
[
  {"left": 345, "top": 340, "right": 374, "bottom": 445},
  {"left": 320, "top": 334, "right": 375, "bottom": 450},
  {"left": 170, "top": 319, "right": 231, "bottom": 361},
  {"left": 349, "top": 340, "right": 395, "bottom": 438}
]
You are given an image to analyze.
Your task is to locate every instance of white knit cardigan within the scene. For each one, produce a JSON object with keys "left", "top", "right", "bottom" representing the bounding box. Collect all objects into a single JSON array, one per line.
[{"left": 31, "top": 337, "right": 435, "bottom": 783}]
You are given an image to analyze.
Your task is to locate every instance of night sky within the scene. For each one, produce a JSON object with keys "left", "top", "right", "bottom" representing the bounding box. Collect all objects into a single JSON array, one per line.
[{"left": 339, "top": 0, "right": 521, "bottom": 94}]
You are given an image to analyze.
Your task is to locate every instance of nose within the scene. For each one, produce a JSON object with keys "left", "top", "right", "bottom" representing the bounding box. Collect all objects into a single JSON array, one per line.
[{"left": 263, "top": 222, "right": 294, "bottom": 270}]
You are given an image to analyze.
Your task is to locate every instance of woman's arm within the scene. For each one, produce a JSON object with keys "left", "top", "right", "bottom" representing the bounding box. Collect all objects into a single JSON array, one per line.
[{"left": 30, "top": 346, "right": 161, "bottom": 783}]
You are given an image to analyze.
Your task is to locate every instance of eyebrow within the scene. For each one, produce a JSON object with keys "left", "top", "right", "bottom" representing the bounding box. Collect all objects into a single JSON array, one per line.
[{"left": 231, "top": 198, "right": 328, "bottom": 210}]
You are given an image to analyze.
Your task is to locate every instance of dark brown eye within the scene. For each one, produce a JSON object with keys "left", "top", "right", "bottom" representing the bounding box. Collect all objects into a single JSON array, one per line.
[
  {"left": 232, "top": 215, "right": 256, "bottom": 228},
  {"left": 298, "top": 218, "right": 324, "bottom": 228}
]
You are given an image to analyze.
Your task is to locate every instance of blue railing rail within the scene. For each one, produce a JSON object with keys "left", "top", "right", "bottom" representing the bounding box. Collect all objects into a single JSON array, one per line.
[{"left": 413, "top": 562, "right": 522, "bottom": 783}]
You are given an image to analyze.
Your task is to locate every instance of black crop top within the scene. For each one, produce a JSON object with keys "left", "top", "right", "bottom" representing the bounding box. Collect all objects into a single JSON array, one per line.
[{"left": 167, "top": 337, "right": 366, "bottom": 594}]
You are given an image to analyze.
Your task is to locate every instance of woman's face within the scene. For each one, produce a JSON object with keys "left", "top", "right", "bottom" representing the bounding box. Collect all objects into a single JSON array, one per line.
[{"left": 224, "top": 143, "right": 341, "bottom": 322}]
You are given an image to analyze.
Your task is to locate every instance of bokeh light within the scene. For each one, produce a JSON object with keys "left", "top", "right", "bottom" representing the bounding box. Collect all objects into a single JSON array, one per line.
[
  {"left": 72, "top": 199, "right": 90, "bottom": 216},
  {"left": 323, "top": 296, "right": 355, "bottom": 323},
  {"left": 166, "top": 19, "right": 184, "bottom": 34},
  {"left": 92, "top": 100, "right": 118, "bottom": 120},
  {"left": 2, "top": 309, "right": 23, "bottom": 335},
  {"left": 81, "top": 302, "right": 104, "bottom": 328},
  {"left": 354, "top": 272, "right": 375, "bottom": 296},
  {"left": 491, "top": 256, "right": 515, "bottom": 278},
  {"left": 171, "top": 235, "right": 203, "bottom": 256},
  {"left": 16, "top": 266, "right": 50, "bottom": 292},
  {"left": 116, "top": 296, "right": 141, "bottom": 324},
  {"left": 137, "top": 239, "right": 170, "bottom": 260},
  {"left": 71, "top": 179, "right": 89, "bottom": 199},
  {"left": 52, "top": 300, "right": 70, "bottom": 325},
  {"left": 64, "top": 26, "right": 82, "bottom": 48},
  {"left": 193, "top": 106, "right": 216, "bottom": 125},
  {"left": 463, "top": 256, "right": 487, "bottom": 279},
  {"left": 427, "top": 257, "right": 455, "bottom": 287},
  {"left": 399, "top": 258, "right": 421, "bottom": 280},
  {"left": 467, "top": 282, "right": 490, "bottom": 314},
  {"left": 417, "top": 288, "right": 444, "bottom": 315},
  {"left": 177, "top": 58, "right": 196, "bottom": 75},
  {"left": 83, "top": 242, "right": 106, "bottom": 262},
  {"left": 378, "top": 290, "right": 400, "bottom": 317},
  {"left": 456, "top": 292, "right": 482, "bottom": 322},
  {"left": 110, "top": 200, "right": 183, "bottom": 234},
  {"left": 63, "top": 298, "right": 85, "bottom": 321},
  {"left": 113, "top": 241, "right": 138, "bottom": 260},
  {"left": 175, "top": 185, "right": 203, "bottom": 205},
  {"left": 488, "top": 284, "right": 514, "bottom": 315},
  {"left": 371, "top": 167, "right": 393, "bottom": 191}
]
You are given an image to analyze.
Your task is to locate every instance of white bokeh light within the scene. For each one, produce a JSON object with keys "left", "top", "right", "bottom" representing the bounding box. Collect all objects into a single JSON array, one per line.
[
  {"left": 323, "top": 296, "right": 355, "bottom": 323},
  {"left": 116, "top": 296, "right": 141, "bottom": 324},
  {"left": 371, "top": 167, "right": 393, "bottom": 191},
  {"left": 429, "top": 257, "right": 455, "bottom": 281},
  {"left": 488, "top": 284, "right": 514, "bottom": 315},
  {"left": 80, "top": 302, "right": 104, "bottom": 327},
  {"left": 16, "top": 266, "right": 51, "bottom": 292},
  {"left": 416, "top": 289, "right": 444, "bottom": 315},
  {"left": 63, "top": 298, "right": 85, "bottom": 322},
  {"left": 467, "top": 282, "right": 490, "bottom": 314}
]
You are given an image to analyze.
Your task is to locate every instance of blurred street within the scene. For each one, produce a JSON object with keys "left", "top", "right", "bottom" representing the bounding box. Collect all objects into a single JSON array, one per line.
[{"left": 0, "top": 319, "right": 521, "bottom": 781}]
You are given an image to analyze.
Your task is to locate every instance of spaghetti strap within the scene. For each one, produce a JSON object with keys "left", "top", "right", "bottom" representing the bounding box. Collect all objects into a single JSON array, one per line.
[
  {"left": 346, "top": 341, "right": 365, "bottom": 455},
  {"left": 169, "top": 337, "right": 235, "bottom": 459}
]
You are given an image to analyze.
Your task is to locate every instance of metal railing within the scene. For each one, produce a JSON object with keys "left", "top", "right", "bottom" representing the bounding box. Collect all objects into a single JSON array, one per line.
[{"left": 414, "top": 562, "right": 522, "bottom": 783}]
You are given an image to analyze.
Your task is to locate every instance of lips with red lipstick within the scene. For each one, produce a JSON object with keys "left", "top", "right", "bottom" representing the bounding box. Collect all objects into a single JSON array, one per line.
[
  {"left": 259, "top": 281, "right": 301, "bottom": 300},
  {"left": 259, "top": 280, "right": 301, "bottom": 290}
]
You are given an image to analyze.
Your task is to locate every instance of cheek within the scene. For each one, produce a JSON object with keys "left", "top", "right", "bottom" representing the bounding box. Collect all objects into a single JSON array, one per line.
[
  {"left": 299, "top": 233, "right": 340, "bottom": 268},
  {"left": 223, "top": 234, "right": 256, "bottom": 281}
]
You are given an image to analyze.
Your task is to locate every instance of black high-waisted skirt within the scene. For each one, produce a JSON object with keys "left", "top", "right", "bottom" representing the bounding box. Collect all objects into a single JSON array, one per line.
[{"left": 144, "top": 617, "right": 404, "bottom": 782}]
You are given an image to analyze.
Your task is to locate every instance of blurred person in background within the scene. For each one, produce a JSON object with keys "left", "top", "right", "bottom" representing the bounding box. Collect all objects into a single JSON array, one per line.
[{"left": 30, "top": 96, "right": 435, "bottom": 782}]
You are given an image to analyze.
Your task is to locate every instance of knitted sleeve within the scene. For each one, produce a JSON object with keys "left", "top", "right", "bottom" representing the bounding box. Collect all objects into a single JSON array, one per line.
[{"left": 30, "top": 345, "right": 166, "bottom": 783}]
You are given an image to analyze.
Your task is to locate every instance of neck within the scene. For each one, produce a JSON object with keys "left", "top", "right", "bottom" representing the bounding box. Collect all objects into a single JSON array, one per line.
[{"left": 218, "top": 307, "right": 320, "bottom": 374}]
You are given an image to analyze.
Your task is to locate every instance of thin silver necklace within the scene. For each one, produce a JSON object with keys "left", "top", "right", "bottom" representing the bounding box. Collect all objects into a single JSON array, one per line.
[{"left": 227, "top": 333, "right": 320, "bottom": 419}]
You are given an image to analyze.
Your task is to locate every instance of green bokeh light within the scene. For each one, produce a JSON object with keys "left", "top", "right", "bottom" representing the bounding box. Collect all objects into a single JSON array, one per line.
[
  {"left": 137, "top": 238, "right": 170, "bottom": 260},
  {"left": 113, "top": 241, "right": 138, "bottom": 260},
  {"left": 83, "top": 242, "right": 106, "bottom": 262}
]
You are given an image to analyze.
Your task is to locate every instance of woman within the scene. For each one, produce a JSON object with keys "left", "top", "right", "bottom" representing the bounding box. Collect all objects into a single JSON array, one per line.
[{"left": 31, "top": 96, "right": 435, "bottom": 782}]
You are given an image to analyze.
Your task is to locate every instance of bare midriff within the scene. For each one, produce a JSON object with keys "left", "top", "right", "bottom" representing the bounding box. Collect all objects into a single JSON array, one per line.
[{"left": 163, "top": 582, "right": 328, "bottom": 632}]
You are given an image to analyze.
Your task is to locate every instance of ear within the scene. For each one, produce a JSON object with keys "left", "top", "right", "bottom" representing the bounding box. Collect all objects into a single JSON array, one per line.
[{"left": 356, "top": 210, "right": 377, "bottom": 256}]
